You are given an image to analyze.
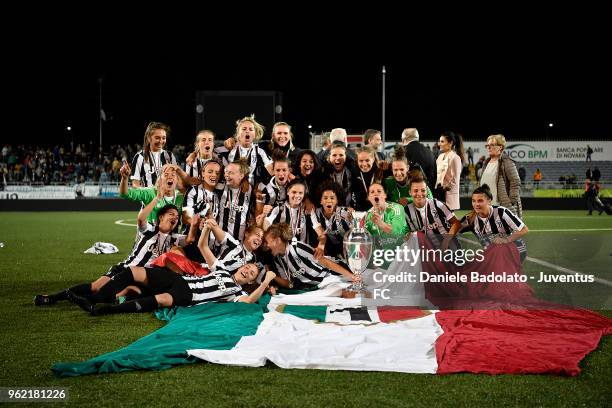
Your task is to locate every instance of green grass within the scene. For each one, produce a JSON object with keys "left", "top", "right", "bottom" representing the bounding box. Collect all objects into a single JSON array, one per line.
[
  {"left": 532, "top": 188, "right": 612, "bottom": 198},
  {"left": 0, "top": 211, "right": 611, "bottom": 407}
]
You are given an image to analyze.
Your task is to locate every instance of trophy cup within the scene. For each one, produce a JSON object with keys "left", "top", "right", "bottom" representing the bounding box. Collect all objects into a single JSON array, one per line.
[{"left": 342, "top": 211, "right": 373, "bottom": 297}]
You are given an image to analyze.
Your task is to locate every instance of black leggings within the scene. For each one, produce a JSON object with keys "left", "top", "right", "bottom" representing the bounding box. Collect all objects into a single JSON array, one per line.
[{"left": 144, "top": 267, "right": 192, "bottom": 307}]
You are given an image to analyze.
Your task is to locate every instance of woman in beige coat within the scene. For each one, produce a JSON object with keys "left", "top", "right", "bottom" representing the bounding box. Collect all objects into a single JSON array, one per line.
[
  {"left": 435, "top": 131, "right": 464, "bottom": 210},
  {"left": 479, "top": 134, "right": 522, "bottom": 219}
]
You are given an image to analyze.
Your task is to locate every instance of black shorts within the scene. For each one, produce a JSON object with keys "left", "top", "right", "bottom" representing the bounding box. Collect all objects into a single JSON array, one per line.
[
  {"left": 106, "top": 263, "right": 129, "bottom": 278},
  {"left": 144, "top": 267, "right": 192, "bottom": 307},
  {"left": 182, "top": 243, "right": 206, "bottom": 263}
]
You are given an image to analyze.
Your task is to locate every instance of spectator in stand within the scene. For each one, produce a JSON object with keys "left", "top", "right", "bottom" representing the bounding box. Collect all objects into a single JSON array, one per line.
[
  {"left": 432, "top": 142, "right": 440, "bottom": 158},
  {"left": 467, "top": 146, "right": 474, "bottom": 166},
  {"left": 586, "top": 145, "right": 593, "bottom": 162},
  {"left": 518, "top": 167, "right": 526, "bottom": 186},
  {"left": 111, "top": 157, "right": 122, "bottom": 182},
  {"left": 592, "top": 166, "right": 601, "bottom": 182},
  {"left": 533, "top": 168, "right": 542, "bottom": 189},
  {"left": 480, "top": 134, "right": 522, "bottom": 218}
]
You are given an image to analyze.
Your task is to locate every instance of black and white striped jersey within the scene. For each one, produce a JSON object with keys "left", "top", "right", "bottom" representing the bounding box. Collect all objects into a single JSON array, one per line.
[
  {"left": 217, "top": 232, "right": 257, "bottom": 272},
  {"left": 181, "top": 260, "right": 247, "bottom": 305},
  {"left": 182, "top": 186, "right": 222, "bottom": 248},
  {"left": 315, "top": 207, "right": 351, "bottom": 245},
  {"left": 215, "top": 183, "right": 254, "bottom": 243},
  {"left": 258, "top": 177, "right": 287, "bottom": 208},
  {"left": 405, "top": 198, "right": 455, "bottom": 235},
  {"left": 461, "top": 205, "right": 527, "bottom": 256},
  {"left": 266, "top": 203, "right": 320, "bottom": 245},
  {"left": 130, "top": 149, "right": 177, "bottom": 187},
  {"left": 274, "top": 241, "right": 332, "bottom": 286},
  {"left": 118, "top": 224, "right": 186, "bottom": 268},
  {"left": 184, "top": 152, "right": 222, "bottom": 179},
  {"left": 184, "top": 186, "right": 220, "bottom": 220},
  {"left": 226, "top": 144, "right": 272, "bottom": 185}
]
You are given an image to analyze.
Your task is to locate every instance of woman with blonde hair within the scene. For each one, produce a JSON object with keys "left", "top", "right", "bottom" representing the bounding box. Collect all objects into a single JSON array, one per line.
[
  {"left": 480, "top": 134, "right": 522, "bottom": 218},
  {"left": 225, "top": 115, "right": 274, "bottom": 185},
  {"left": 185, "top": 129, "right": 220, "bottom": 179},
  {"left": 261, "top": 121, "right": 301, "bottom": 165}
]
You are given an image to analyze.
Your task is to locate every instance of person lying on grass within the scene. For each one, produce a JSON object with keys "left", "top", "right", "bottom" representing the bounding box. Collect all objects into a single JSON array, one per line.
[{"left": 34, "top": 198, "right": 198, "bottom": 308}]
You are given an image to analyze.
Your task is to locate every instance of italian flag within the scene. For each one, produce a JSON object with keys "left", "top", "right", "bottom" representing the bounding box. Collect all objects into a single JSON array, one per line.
[
  {"left": 52, "top": 235, "right": 612, "bottom": 377},
  {"left": 187, "top": 275, "right": 612, "bottom": 375}
]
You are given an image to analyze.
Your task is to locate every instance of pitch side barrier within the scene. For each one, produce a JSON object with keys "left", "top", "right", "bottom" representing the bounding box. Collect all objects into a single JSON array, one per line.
[{"left": 0, "top": 197, "right": 585, "bottom": 211}]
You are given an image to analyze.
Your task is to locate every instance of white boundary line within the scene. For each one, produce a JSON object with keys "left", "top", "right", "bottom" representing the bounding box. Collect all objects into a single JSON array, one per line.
[
  {"left": 523, "top": 216, "right": 610, "bottom": 219},
  {"left": 115, "top": 219, "right": 137, "bottom": 227},
  {"left": 458, "top": 237, "right": 612, "bottom": 287},
  {"left": 529, "top": 228, "right": 612, "bottom": 232}
]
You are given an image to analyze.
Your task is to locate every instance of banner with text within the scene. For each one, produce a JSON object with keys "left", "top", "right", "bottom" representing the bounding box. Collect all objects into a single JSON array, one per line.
[{"left": 384, "top": 141, "right": 612, "bottom": 162}]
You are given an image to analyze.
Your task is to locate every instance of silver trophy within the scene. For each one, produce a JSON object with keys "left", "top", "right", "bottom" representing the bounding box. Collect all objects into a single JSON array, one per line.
[{"left": 343, "top": 211, "right": 373, "bottom": 295}]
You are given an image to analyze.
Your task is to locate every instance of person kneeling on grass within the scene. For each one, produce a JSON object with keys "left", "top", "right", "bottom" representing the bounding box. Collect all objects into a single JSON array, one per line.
[
  {"left": 34, "top": 196, "right": 198, "bottom": 308},
  {"left": 460, "top": 184, "right": 529, "bottom": 262}
]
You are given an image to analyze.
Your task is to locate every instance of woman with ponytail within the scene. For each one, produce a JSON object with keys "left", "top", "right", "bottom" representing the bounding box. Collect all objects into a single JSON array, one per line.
[
  {"left": 130, "top": 121, "right": 177, "bottom": 188},
  {"left": 435, "top": 131, "right": 465, "bottom": 210}
]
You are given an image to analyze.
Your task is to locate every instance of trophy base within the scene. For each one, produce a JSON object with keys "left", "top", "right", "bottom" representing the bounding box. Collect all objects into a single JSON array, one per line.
[{"left": 341, "top": 288, "right": 372, "bottom": 299}]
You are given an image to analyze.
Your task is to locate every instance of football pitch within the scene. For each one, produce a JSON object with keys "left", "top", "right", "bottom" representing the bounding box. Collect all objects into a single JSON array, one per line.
[{"left": 0, "top": 211, "right": 610, "bottom": 407}]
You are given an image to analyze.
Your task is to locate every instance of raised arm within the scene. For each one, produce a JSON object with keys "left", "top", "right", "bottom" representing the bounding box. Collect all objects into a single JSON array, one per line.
[
  {"left": 197, "top": 224, "right": 218, "bottom": 267},
  {"left": 238, "top": 271, "right": 277, "bottom": 303},
  {"left": 137, "top": 189, "right": 162, "bottom": 229},
  {"left": 206, "top": 218, "right": 225, "bottom": 244},
  {"left": 185, "top": 214, "right": 200, "bottom": 245},
  {"left": 168, "top": 164, "right": 201, "bottom": 188},
  {"left": 119, "top": 161, "right": 131, "bottom": 196},
  {"left": 313, "top": 224, "right": 326, "bottom": 259}
]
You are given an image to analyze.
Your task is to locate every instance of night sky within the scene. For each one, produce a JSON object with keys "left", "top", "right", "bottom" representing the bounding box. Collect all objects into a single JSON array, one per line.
[{"left": 8, "top": 22, "right": 611, "bottom": 149}]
